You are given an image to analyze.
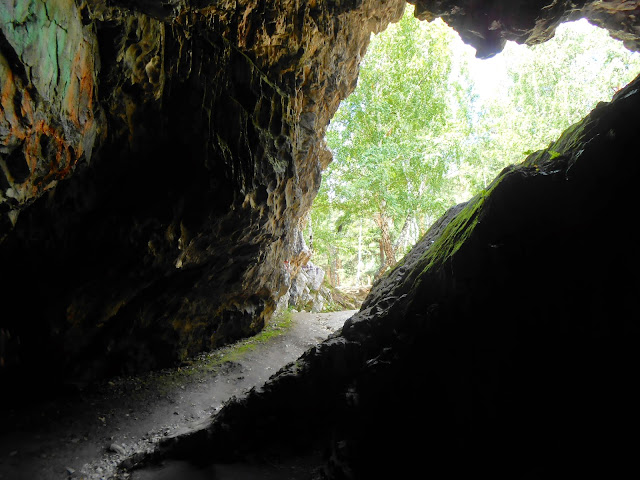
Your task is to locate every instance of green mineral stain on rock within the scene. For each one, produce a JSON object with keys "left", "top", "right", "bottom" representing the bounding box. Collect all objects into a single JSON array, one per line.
[{"left": 0, "top": 0, "right": 90, "bottom": 110}]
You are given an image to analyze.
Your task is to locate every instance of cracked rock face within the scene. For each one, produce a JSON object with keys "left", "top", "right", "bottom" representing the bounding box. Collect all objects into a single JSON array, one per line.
[{"left": 0, "top": 0, "right": 102, "bottom": 229}]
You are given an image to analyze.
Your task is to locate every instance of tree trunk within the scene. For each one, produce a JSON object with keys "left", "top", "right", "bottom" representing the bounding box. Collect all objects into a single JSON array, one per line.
[
  {"left": 373, "top": 212, "right": 396, "bottom": 281},
  {"left": 393, "top": 213, "right": 412, "bottom": 256},
  {"left": 356, "top": 221, "right": 363, "bottom": 286},
  {"left": 328, "top": 246, "right": 341, "bottom": 287}
]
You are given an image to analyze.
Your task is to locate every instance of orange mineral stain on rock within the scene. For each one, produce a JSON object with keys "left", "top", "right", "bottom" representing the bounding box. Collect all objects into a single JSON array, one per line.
[
  {"left": 66, "top": 45, "right": 96, "bottom": 129},
  {"left": 1, "top": 0, "right": 102, "bottom": 220}
]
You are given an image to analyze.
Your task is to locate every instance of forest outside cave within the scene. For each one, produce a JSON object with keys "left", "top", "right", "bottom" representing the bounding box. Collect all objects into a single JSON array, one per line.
[{"left": 309, "top": 5, "right": 640, "bottom": 292}]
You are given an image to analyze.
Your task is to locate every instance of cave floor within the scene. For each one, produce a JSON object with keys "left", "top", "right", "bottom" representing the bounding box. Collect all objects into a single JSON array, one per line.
[{"left": 0, "top": 310, "right": 356, "bottom": 480}]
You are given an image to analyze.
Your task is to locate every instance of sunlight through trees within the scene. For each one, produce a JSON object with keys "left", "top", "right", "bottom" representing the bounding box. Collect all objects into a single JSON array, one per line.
[{"left": 311, "top": 5, "right": 640, "bottom": 287}]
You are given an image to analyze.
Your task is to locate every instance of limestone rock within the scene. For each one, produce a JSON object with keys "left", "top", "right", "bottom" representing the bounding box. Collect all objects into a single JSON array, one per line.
[
  {"left": 288, "top": 261, "right": 326, "bottom": 312},
  {"left": 323, "top": 284, "right": 370, "bottom": 311}
]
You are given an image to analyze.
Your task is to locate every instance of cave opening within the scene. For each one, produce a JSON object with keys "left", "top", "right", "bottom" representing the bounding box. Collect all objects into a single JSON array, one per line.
[
  {"left": 2, "top": 1, "right": 640, "bottom": 478},
  {"left": 308, "top": 5, "right": 640, "bottom": 298}
]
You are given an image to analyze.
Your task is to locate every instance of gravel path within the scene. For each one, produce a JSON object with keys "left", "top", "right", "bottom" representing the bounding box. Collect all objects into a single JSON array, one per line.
[{"left": 0, "top": 310, "right": 356, "bottom": 480}]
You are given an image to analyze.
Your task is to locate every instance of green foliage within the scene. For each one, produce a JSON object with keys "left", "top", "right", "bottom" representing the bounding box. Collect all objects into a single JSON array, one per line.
[
  {"left": 460, "top": 19, "right": 640, "bottom": 193},
  {"left": 325, "top": 9, "right": 466, "bottom": 218},
  {"left": 312, "top": 11, "right": 640, "bottom": 286},
  {"left": 314, "top": 6, "right": 470, "bottom": 285}
]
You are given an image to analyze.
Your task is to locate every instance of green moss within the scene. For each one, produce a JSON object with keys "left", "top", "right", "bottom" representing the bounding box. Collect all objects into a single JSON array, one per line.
[
  {"left": 408, "top": 108, "right": 594, "bottom": 289},
  {"left": 419, "top": 181, "right": 497, "bottom": 274},
  {"left": 522, "top": 120, "right": 587, "bottom": 168},
  {"left": 189, "top": 308, "right": 295, "bottom": 370},
  {"left": 98, "top": 309, "right": 296, "bottom": 399},
  {"left": 395, "top": 102, "right": 597, "bottom": 304},
  {"left": 321, "top": 300, "right": 340, "bottom": 313}
]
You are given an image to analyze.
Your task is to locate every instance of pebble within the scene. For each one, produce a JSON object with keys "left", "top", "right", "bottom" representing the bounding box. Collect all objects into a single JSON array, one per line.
[
  {"left": 108, "top": 443, "right": 126, "bottom": 455},
  {"left": 66, "top": 466, "right": 75, "bottom": 475}
]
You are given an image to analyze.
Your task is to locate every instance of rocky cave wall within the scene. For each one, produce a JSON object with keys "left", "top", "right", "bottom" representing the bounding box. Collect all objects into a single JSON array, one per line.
[
  {"left": 1, "top": 0, "right": 639, "bottom": 396},
  {"left": 0, "top": 0, "right": 404, "bottom": 385},
  {"left": 413, "top": 0, "right": 640, "bottom": 58}
]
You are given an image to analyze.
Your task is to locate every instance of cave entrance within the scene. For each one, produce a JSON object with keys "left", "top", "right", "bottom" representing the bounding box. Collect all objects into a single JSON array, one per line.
[{"left": 305, "top": 5, "right": 640, "bottom": 300}]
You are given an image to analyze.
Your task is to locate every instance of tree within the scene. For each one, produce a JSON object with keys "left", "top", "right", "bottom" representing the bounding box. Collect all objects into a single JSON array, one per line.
[
  {"left": 320, "top": 6, "right": 472, "bottom": 281},
  {"left": 313, "top": 14, "right": 640, "bottom": 287},
  {"left": 460, "top": 20, "right": 640, "bottom": 194}
]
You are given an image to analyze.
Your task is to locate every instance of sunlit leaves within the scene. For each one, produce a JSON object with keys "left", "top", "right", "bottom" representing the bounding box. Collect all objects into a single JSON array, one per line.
[
  {"left": 314, "top": 6, "right": 468, "bottom": 283},
  {"left": 465, "top": 19, "right": 640, "bottom": 183},
  {"left": 312, "top": 10, "right": 640, "bottom": 286}
]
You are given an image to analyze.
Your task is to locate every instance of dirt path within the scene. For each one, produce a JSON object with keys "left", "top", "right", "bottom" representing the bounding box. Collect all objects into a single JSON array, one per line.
[{"left": 0, "top": 310, "right": 357, "bottom": 480}]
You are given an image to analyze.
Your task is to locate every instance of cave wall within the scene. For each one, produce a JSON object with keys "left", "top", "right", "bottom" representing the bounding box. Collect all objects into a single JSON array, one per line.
[
  {"left": 0, "top": 0, "right": 405, "bottom": 383},
  {"left": 95, "top": 1, "right": 640, "bottom": 477},
  {"left": 1, "top": 0, "right": 639, "bottom": 397}
]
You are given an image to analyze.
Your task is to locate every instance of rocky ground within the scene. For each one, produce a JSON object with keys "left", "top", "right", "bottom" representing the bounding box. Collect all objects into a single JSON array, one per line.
[{"left": 0, "top": 310, "right": 356, "bottom": 480}]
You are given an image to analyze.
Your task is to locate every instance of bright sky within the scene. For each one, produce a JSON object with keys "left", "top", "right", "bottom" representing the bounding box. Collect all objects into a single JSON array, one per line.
[{"left": 453, "top": 18, "right": 615, "bottom": 100}]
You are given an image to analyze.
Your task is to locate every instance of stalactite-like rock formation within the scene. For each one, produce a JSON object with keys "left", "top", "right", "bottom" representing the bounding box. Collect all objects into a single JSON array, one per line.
[{"left": 411, "top": 0, "right": 640, "bottom": 57}]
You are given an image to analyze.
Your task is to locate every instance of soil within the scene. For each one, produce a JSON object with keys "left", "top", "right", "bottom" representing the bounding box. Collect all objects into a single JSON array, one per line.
[{"left": 0, "top": 310, "right": 357, "bottom": 480}]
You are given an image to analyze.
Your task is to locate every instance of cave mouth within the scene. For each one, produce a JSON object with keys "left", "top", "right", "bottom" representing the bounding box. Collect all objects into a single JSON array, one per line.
[
  {"left": 1, "top": 1, "right": 640, "bottom": 477},
  {"left": 310, "top": 7, "right": 640, "bottom": 291}
]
